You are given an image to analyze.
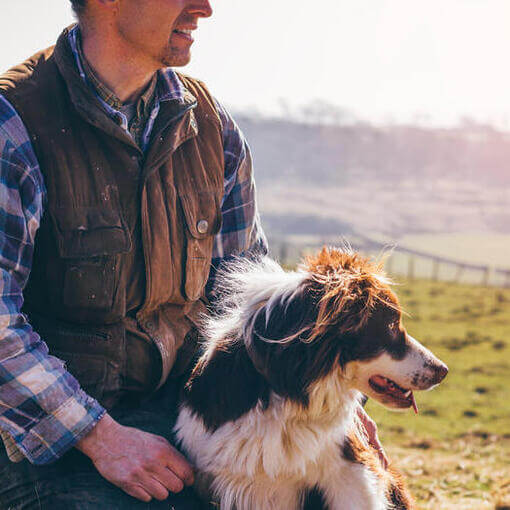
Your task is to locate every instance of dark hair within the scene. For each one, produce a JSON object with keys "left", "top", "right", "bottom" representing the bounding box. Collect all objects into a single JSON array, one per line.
[{"left": 70, "top": 0, "right": 87, "bottom": 17}]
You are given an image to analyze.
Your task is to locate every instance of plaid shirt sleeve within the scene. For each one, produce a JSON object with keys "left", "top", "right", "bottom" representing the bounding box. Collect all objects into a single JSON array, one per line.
[
  {"left": 207, "top": 100, "right": 268, "bottom": 295},
  {"left": 0, "top": 95, "right": 106, "bottom": 465}
]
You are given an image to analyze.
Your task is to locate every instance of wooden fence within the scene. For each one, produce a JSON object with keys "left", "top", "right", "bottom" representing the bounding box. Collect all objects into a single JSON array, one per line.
[{"left": 269, "top": 235, "right": 510, "bottom": 288}]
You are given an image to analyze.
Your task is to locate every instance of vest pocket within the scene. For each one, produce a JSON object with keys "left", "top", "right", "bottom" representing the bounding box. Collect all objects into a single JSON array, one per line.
[
  {"left": 50, "top": 207, "right": 131, "bottom": 313},
  {"left": 180, "top": 191, "right": 222, "bottom": 301},
  {"left": 29, "top": 314, "right": 125, "bottom": 408},
  {"left": 64, "top": 256, "right": 117, "bottom": 311}
]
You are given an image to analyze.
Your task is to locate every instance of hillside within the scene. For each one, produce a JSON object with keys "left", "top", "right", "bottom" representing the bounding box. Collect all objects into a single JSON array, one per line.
[{"left": 236, "top": 116, "right": 510, "bottom": 239}]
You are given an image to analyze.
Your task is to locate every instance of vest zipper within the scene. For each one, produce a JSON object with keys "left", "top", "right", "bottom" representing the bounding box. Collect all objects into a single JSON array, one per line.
[
  {"left": 54, "top": 326, "right": 111, "bottom": 340},
  {"left": 139, "top": 103, "right": 198, "bottom": 314},
  {"left": 137, "top": 103, "right": 198, "bottom": 389},
  {"left": 141, "top": 102, "right": 197, "bottom": 182}
]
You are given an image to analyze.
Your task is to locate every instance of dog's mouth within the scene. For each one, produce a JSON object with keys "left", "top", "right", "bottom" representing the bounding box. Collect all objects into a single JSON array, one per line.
[{"left": 369, "top": 375, "right": 419, "bottom": 414}]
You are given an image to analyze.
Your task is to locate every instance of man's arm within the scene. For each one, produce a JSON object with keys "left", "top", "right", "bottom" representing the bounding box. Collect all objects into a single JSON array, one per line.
[
  {"left": 357, "top": 405, "right": 389, "bottom": 469},
  {"left": 0, "top": 95, "right": 106, "bottom": 464},
  {"left": 206, "top": 100, "right": 268, "bottom": 296},
  {"left": 0, "top": 95, "right": 194, "bottom": 502}
]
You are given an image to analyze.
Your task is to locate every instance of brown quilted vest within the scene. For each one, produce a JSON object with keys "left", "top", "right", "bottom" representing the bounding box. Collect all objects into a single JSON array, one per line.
[{"left": 0, "top": 27, "right": 224, "bottom": 407}]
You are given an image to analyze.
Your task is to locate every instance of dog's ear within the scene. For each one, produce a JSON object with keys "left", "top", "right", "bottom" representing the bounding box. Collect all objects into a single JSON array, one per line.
[
  {"left": 249, "top": 283, "right": 317, "bottom": 345},
  {"left": 245, "top": 283, "right": 341, "bottom": 405}
]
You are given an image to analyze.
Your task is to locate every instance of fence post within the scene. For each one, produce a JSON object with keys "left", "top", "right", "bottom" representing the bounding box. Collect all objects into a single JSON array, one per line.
[
  {"left": 482, "top": 267, "right": 490, "bottom": 286},
  {"left": 408, "top": 255, "right": 415, "bottom": 280},
  {"left": 432, "top": 259, "right": 439, "bottom": 281},
  {"left": 454, "top": 264, "right": 464, "bottom": 284}
]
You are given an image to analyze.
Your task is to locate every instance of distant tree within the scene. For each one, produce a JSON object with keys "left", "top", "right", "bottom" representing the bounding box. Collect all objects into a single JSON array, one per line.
[{"left": 300, "top": 99, "right": 355, "bottom": 125}]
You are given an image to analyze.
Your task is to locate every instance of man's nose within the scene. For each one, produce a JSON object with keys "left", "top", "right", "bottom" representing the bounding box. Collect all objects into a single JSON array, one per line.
[{"left": 189, "top": 0, "right": 213, "bottom": 18}]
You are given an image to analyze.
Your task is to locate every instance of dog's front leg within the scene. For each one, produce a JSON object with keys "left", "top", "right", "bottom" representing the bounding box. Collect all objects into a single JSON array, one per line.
[
  {"left": 222, "top": 480, "right": 304, "bottom": 510},
  {"left": 318, "top": 462, "right": 389, "bottom": 510},
  {"left": 210, "top": 477, "right": 303, "bottom": 510}
]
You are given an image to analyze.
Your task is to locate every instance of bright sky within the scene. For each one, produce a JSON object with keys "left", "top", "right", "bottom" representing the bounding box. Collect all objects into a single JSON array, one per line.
[{"left": 2, "top": 0, "right": 510, "bottom": 126}]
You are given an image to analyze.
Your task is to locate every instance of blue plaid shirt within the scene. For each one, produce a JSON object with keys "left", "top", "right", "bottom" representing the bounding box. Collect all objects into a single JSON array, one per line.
[{"left": 0, "top": 27, "right": 266, "bottom": 465}]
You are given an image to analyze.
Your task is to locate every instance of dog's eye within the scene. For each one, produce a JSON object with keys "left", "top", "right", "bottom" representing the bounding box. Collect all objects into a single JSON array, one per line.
[{"left": 388, "top": 319, "right": 402, "bottom": 337}]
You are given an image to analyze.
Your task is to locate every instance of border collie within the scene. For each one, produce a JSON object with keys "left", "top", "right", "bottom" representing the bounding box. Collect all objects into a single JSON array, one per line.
[{"left": 175, "top": 247, "right": 448, "bottom": 510}]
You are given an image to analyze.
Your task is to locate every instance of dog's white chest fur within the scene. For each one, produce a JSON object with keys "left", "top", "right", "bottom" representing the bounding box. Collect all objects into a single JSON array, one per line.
[{"left": 175, "top": 384, "right": 388, "bottom": 510}]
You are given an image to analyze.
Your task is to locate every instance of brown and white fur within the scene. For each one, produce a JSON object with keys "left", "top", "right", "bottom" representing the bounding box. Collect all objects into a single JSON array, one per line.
[{"left": 174, "top": 247, "right": 448, "bottom": 510}]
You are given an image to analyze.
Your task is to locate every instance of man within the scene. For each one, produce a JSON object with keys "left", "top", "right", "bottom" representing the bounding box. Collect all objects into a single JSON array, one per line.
[{"left": 0, "top": 1, "right": 385, "bottom": 508}]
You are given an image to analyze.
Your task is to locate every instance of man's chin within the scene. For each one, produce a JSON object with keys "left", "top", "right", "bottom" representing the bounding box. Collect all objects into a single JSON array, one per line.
[{"left": 161, "top": 49, "right": 191, "bottom": 68}]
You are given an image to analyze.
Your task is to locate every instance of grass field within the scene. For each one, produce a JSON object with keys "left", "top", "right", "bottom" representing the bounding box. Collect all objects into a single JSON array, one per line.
[{"left": 365, "top": 278, "right": 510, "bottom": 509}]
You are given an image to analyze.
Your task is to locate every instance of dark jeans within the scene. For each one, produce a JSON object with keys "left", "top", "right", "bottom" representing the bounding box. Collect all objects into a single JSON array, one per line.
[{"left": 0, "top": 378, "right": 208, "bottom": 510}]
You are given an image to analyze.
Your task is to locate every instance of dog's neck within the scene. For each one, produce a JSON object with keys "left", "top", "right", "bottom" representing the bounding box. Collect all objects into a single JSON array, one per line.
[
  {"left": 180, "top": 345, "right": 362, "bottom": 482},
  {"left": 183, "top": 338, "right": 362, "bottom": 436},
  {"left": 303, "top": 370, "right": 362, "bottom": 426}
]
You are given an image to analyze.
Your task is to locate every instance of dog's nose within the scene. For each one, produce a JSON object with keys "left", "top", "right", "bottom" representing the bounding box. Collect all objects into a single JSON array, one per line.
[{"left": 433, "top": 362, "right": 448, "bottom": 384}]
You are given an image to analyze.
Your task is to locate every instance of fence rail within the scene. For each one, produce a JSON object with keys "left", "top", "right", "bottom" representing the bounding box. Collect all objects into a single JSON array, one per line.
[{"left": 269, "top": 234, "right": 510, "bottom": 288}]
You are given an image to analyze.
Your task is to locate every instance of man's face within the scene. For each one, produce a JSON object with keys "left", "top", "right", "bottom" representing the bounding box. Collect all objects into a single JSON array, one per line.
[{"left": 115, "top": 0, "right": 213, "bottom": 68}]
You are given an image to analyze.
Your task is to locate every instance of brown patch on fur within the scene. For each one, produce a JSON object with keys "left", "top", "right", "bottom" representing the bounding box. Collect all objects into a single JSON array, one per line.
[
  {"left": 343, "top": 432, "right": 415, "bottom": 509},
  {"left": 387, "top": 470, "right": 415, "bottom": 510},
  {"left": 302, "top": 247, "right": 401, "bottom": 342}
]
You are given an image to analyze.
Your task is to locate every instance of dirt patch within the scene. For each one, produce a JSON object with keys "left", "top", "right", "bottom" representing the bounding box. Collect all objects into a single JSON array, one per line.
[
  {"left": 443, "top": 332, "right": 493, "bottom": 351},
  {"left": 388, "top": 435, "right": 510, "bottom": 510},
  {"left": 406, "top": 439, "right": 435, "bottom": 450}
]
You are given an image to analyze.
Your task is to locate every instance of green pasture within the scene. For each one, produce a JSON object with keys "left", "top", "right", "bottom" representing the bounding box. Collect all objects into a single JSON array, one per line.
[{"left": 366, "top": 278, "right": 510, "bottom": 509}]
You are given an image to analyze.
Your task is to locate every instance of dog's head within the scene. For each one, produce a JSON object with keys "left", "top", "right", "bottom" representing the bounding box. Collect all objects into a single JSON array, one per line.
[{"left": 215, "top": 247, "right": 448, "bottom": 413}]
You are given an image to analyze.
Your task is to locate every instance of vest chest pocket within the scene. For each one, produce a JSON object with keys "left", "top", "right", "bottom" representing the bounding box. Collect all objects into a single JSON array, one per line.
[
  {"left": 50, "top": 207, "right": 132, "bottom": 313},
  {"left": 180, "top": 191, "right": 222, "bottom": 301}
]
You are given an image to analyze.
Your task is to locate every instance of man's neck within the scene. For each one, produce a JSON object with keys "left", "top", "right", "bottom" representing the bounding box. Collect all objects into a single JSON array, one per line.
[{"left": 81, "top": 28, "right": 158, "bottom": 104}]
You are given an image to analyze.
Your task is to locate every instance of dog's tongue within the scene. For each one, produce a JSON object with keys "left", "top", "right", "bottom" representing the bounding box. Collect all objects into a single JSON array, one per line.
[{"left": 410, "top": 392, "right": 419, "bottom": 414}]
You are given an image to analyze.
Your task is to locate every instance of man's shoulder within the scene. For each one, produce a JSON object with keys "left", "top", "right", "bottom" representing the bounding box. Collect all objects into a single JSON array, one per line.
[
  {"left": 0, "top": 45, "right": 57, "bottom": 98},
  {"left": 173, "top": 71, "right": 209, "bottom": 92},
  {"left": 0, "top": 94, "right": 41, "bottom": 177},
  {"left": 0, "top": 95, "right": 30, "bottom": 148},
  {"left": 173, "top": 72, "right": 218, "bottom": 108},
  {"left": 173, "top": 71, "right": 223, "bottom": 128}
]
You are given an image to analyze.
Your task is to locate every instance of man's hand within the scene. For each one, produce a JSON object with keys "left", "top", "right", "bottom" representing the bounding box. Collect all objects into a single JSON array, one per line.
[
  {"left": 357, "top": 406, "right": 389, "bottom": 469},
  {"left": 76, "top": 414, "right": 195, "bottom": 502}
]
